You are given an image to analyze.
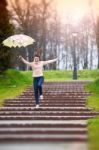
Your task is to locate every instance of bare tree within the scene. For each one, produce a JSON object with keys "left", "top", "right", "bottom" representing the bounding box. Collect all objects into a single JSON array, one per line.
[
  {"left": 88, "top": 0, "right": 99, "bottom": 68},
  {"left": 46, "top": 9, "right": 61, "bottom": 69},
  {"left": 38, "top": 0, "right": 53, "bottom": 62},
  {"left": 7, "top": 0, "right": 98, "bottom": 70}
]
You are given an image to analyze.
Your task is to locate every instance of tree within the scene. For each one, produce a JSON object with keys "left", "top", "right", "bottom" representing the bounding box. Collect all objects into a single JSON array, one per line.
[
  {"left": 47, "top": 9, "right": 61, "bottom": 69},
  {"left": 39, "top": 0, "right": 53, "bottom": 62},
  {"left": 10, "top": 0, "right": 52, "bottom": 69},
  {"left": 10, "top": 0, "right": 40, "bottom": 70},
  {"left": 88, "top": 0, "right": 99, "bottom": 68},
  {"left": 0, "top": 0, "right": 13, "bottom": 73},
  {"left": 96, "top": 16, "right": 99, "bottom": 68},
  {"left": 8, "top": 0, "right": 98, "bottom": 70}
]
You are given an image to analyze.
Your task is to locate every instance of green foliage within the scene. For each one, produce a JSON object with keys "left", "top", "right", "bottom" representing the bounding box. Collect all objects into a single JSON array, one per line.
[
  {"left": 87, "top": 94, "right": 99, "bottom": 111},
  {"left": 0, "top": 0, "right": 14, "bottom": 73},
  {"left": 86, "top": 78, "right": 99, "bottom": 111},
  {"left": 0, "top": 69, "right": 31, "bottom": 106},
  {"left": 86, "top": 77, "right": 99, "bottom": 150},
  {"left": 0, "top": 69, "right": 31, "bottom": 87},
  {"left": 86, "top": 79, "right": 99, "bottom": 94},
  {"left": 88, "top": 118, "right": 99, "bottom": 150},
  {"left": 0, "top": 86, "right": 28, "bottom": 107},
  {"left": 78, "top": 69, "right": 99, "bottom": 79},
  {"left": 21, "top": 69, "right": 99, "bottom": 81},
  {"left": 44, "top": 70, "right": 72, "bottom": 80},
  {"left": 43, "top": 69, "right": 99, "bottom": 80}
]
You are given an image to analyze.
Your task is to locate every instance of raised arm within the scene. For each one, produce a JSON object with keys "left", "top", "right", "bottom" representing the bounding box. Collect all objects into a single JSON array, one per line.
[
  {"left": 19, "top": 55, "right": 33, "bottom": 66},
  {"left": 42, "top": 58, "right": 58, "bottom": 65}
]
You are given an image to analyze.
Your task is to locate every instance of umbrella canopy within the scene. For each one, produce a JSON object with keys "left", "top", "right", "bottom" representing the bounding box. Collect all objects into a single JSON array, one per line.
[{"left": 2, "top": 34, "right": 35, "bottom": 48}]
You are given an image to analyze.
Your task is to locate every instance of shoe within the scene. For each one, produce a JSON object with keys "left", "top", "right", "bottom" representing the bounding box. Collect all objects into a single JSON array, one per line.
[
  {"left": 36, "top": 105, "right": 39, "bottom": 108},
  {"left": 40, "top": 95, "right": 43, "bottom": 100}
]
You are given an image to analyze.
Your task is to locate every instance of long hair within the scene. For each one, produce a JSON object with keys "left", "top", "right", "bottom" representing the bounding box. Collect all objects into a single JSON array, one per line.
[
  {"left": 34, "top": 48, "right": 42, "bottom": 60},
  {"left": 34, "top": 54, "right": 40, "bottom": 59}
]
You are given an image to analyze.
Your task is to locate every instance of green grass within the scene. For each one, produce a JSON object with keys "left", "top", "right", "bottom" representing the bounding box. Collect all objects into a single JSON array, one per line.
[
  {"left": 0, "top": 86, "right": 28, "bottom": 106},
  {"left": 86, "top": 94, "right": 99, "bottom": 111},
  {"left": 88, "top": 118, "right": 99, "bottom": 150},
  {"left": 0, "top": 69, "right": 32, "bottom": 106},
  {"left": 86, "top": 79, "right": 99, "bottom": 110},
  {"left": 44, "top": 69, "right": 99, "bottom": 80},
  {"left": 85, "top": 78, "right": 99, "bottom": 150},
  {"left": 22, "top": 69, "right": 99, "bottom": 81},
  {"left": 0, "top": 69, "right": 99, "bottom": 106}
]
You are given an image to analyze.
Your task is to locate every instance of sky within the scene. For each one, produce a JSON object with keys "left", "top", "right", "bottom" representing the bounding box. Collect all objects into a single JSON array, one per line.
[
  {"left": 55, "top": 0, "right": 99, "bottom": 21},
  {"left": 7, "top": 0, "right": 99, "bottom": 23}
]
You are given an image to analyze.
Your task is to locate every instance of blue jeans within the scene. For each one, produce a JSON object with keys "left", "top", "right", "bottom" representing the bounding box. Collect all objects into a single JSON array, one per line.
[{"left": 33, "top": 76, "right": 44, "bottom": 105}]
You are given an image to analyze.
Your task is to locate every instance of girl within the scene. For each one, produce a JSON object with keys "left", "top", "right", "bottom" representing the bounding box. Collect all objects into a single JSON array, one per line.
[{"left": 19, "top": 54, "right": 58, "bottom": 108}]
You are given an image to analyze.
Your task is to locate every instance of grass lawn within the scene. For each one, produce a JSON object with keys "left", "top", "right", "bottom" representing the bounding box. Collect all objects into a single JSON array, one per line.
[
  {"left": 0, "top": 69, "right": 99, "bottom": 106},
  {"left": 0, "top": 69, "right": 31, "bottom": 106},
  {"left": 22, "top": 69, "right": 99, "bottom": 81},
  {"left": 88, "top": 117, "right": 99, "bottom": 150},
  {"left": 85, "top": 79, "right": 99, "bottom": 150}
]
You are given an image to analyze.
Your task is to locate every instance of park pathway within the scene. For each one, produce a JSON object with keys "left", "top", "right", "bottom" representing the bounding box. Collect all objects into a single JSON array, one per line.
[{"left": 0, "top": 81, "right": 98, "bottom": 149}]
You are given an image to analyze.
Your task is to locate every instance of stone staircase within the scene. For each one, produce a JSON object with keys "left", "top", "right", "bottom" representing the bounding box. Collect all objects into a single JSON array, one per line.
[{"left": 0, "top": 81, "right": 98, "bottom": 142}]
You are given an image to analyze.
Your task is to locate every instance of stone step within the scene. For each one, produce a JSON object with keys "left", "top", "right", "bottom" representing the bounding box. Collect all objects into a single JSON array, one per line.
[
  {"left": 20, "top": 94, "right": 90, "bottom": 97},
  {"left": 43, "top": 81, "right": 90, "bottom": 83},
  {"left": 4, "top": 101, "right": 86, "bottom": 104},
  {"left": 22, "top": 90, "right": 89, "bottom": 93},
  {"left": 0, "top": 120, "right": 87, "bottom": 125},
  {"left": 0, "top": 127, "right": 87, "bottom": 131},
  {"left": 0, "top": 134, "right": 87, "bottom": 142},
  {"left": 24, "top": 88, "right": 89, "bottom": 90},
  {"left": 4, "top": 101, "right": 86, "bottom": 105},
  {"left": 0, "top": 115, "right": 95, "bottom": 120},
  {"left": 20, "top": 92, "right": 88, "bottom": 94},
  {"left": 0, "top": 123, "right": 87, "bottom": 128},
  {"left": 13, "top": 97, "right": 86, "bottom": 103},
  {"left": 21, "top": 90, "right": 90, "bottom": 92},
  {"left": 5, "top": 98, "right": 86, "bottom": 101},
  {"left": 28, "top": 86, "right": 86, "bottom": 88},
  {"left": 42, "top": 87, "right": 87, "bottom": 89},
  {"left": 20, "top": 96, "right": 89, "bottom": 99},
  {"left": 0, "top": 107, "right": 92, "bottom": 111},
  {"left": 42, "top": 89, "right": 87, "bottom": 91},
  {"left": 0, "top": 81, "right": 93, "bottom": 143},
  {"left": 0, "top": 127, "right": 87, "bottom": 134},
  {"left": 28, "top": 82, "right": 83, "bottom": 84},
  {"left": 4, "top": 104, "right": 85, "bottom": 107},
  {"left": 0, "top": 111, "right": 96, "bottom": 116},
  {"left": 19, "top": 96, "right": 88, "bottom": 99}
]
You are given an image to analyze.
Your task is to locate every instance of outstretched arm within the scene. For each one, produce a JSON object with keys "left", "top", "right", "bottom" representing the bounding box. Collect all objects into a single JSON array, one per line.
[
  {"left": 19, "top": 55, "right": 33, "bottom": 66},
  {"left": 42, "top": 58, "right": 58, "bottom": 65}
]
